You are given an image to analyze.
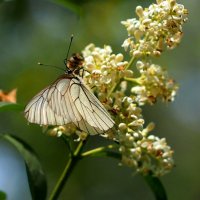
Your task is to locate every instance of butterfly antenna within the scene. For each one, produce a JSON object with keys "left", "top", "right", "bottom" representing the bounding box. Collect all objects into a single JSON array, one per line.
[
  {"left": 66, "top": 34, "right": 74, "bottom": 61},
  {"left": 38, "top": 62, "right": 65, "bottom": 72}
]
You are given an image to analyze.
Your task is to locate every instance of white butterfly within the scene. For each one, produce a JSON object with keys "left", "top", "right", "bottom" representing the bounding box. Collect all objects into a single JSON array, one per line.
[{"left": 24, "top": 53, "right": 115, "bottom": 135}]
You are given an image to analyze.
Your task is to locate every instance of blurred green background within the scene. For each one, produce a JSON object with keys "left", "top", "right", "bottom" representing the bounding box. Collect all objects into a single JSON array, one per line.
[{"left": 0, "top": 0, "right": 199, "bottom": 199}]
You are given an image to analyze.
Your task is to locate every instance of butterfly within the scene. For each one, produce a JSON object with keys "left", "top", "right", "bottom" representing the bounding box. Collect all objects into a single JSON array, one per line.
[{"left": 24, "top": 53, "right": 115, "bottom": 135}]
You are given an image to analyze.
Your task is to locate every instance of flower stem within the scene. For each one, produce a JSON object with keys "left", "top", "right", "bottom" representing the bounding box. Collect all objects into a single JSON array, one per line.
[
  {"left": 107, "top": 56, "right": 135, "bottom": 98},
  {"left": 144, "top": 175, "right": 167, "bottom": 200},
  {"left": 124, "top": 77, "right": 141, "bottom": 84},
  {"left": 125, "top": 56, "right": 135, "bottom": 70},
  {"left": 48, "top": 140, "right": 86, "bottom": 200},
  {"left": 81, "top": 144, "right": 120, "bottom": 159}
]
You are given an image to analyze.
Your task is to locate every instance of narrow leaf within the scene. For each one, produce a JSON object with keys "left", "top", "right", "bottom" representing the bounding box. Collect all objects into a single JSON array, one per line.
[
  {"left": 0, "top": 102, "right": 24, "bottom": 112},
  {"left": 0, "top": 134, "right": 47, "bottom": 200},
  {"left": 0, "top": 191, "right": 6, "bottom": 200},
  {"left": 144, "top": 175, "right": 167, "bottom": 200}
]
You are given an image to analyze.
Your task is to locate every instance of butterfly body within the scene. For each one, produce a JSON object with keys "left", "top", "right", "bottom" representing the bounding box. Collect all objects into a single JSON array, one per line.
[{"left": 24, "top": 54, "right": 115, "bottom": 135}]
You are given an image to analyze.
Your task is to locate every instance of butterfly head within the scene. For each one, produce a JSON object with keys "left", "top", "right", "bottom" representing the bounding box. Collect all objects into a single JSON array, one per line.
[{"left": 65, "top": 53, "right": 84, "bottom": 75}]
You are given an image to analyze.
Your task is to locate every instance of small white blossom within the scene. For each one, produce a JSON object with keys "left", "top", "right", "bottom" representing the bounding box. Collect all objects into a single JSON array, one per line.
[{"left": 47, "top": 124, "right": 77, "bottom": 137}]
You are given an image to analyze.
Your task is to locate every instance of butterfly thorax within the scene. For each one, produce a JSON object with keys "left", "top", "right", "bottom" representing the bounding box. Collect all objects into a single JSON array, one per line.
[{"left": 66, "top": 53, "right": 84, "bottom": 75}]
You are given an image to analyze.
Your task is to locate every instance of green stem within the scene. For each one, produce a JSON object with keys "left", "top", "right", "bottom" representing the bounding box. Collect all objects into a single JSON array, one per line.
[
  {"left": 48, "top": 140, "right": 86, "bottom": 200},
  {"left": 107, "top": 56, "right": 135, "bottom": 98},
  {"left": 144, "top": 175, "right": 167, "bottom": 200},
  {"left": 126, "top": 56, "right": 135, "bottom": 70},
  {"left": 81, "top": 146, "right": 105, "bottom": 157},
  {"left": 61, "top": 135, "right": 73, "bottom": 155},
  {"left": 81, "top": 145, "right": 120, "bottom": 159},
  {"left": 124, "top": 77, "right": 141, "bottom": 84}
]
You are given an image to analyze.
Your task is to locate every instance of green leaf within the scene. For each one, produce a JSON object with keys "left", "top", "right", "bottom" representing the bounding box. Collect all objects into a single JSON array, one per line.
[
  {"left": 144, "top": 175, "right": 167, "bottom": 200},
  {"left": 0, "top": 134, "right": 47, "bottom": 200},
  {"left": 0, "top": 102, "right": 24, "bottom": 112},
  {"left": 0, "top": 191, "right": 6, "bottom": 200}
]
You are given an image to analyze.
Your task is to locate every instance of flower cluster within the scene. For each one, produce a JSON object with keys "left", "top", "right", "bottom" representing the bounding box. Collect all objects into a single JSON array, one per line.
[
  {"left": 82, "top": 43, "right": 133, "bottom": 97},
  {"left": 130, "top": 60, "right": 178, "bottom": 105},
  {"left": 112, "top": 86, "right": 174, "bottom": 176},
  {"left": 46, "top": 0, "right": 188, "bottom": 177},
  {"left": 120, "top": 133, "right": 174, "bottom": 176},
  {"left": 47, "top": 123, "right": 88, "bottom": 140},
  {"left": 47, "top": 123, "right": 76, "bottom": 137},
  {"left": 122, "top": 0, "right": 188, "bottom": 57},
  {"left": 81, "top": 42, "right": 175, "bottom": 175}
]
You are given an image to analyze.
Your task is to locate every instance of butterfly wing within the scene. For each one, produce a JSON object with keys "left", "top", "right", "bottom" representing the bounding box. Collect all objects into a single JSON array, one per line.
[
  {"left": 24, "top": 75, "right": 114, "bottom": 134},
  {"left": 24, "top": 77, "right": 79, "bottom": 125},
  {"left": 69, "top": 78, "right": 115, "bottom": 133}
]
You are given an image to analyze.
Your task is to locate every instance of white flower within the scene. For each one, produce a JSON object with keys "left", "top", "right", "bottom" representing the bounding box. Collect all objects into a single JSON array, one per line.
[
  {"left": 82, "top": 43, "right": 129, "bottom": 100},
  {"left": 131, "top": 61, "right": 178, "bottom": 105},
  {"left": 122, "top": 0, "right": 188, "bottom": 56}
]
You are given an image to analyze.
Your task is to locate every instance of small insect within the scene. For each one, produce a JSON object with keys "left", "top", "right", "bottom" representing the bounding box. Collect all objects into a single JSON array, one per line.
[{"left": 24, "top": 37, "right": 115, "bottom": 135}]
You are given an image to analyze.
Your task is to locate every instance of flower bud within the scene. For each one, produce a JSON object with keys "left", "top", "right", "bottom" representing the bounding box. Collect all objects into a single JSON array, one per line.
[
  {"left": 118, "top": 123, "right": 127, "bottom": 132},
  {"left": 124, "top": 70, "right": 133, "bottom": 78},
  {"left": 133, "top": 50, "right": 142, "bottom": 57},
  {"left": 136, "top": 6, "right": 144, "bottom": 18},
  {"left": 115, "top": 53, "right": 124, "bottom": 62}
]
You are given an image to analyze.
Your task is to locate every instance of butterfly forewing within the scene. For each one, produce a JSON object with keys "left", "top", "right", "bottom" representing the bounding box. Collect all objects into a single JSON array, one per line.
[{"left": 24, "top": 75, "right": 115, "bottom": 135}]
